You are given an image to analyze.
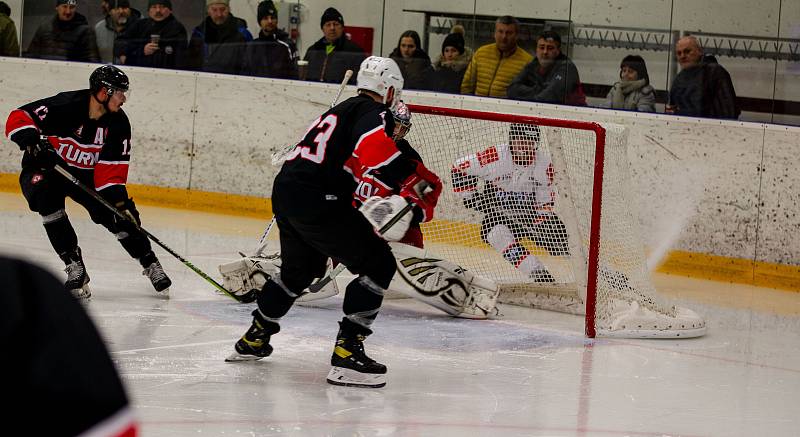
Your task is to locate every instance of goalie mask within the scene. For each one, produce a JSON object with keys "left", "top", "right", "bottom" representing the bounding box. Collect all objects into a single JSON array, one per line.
[
  {"left": 391, "top": 101, "right": 412, "bottom": 140},
  {"left": 357, "top": 56, "right": 404, "bottom": 111},
  {"left": 509, "top": 123, "right": 541, "bottom": 165}
]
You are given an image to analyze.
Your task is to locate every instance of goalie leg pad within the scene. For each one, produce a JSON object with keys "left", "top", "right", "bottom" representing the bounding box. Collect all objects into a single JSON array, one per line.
[
  {"left": 218, "top": 254, "right": 280, "bottom": 303},
  {"left": 388, "top": 243, "right": 499, "bottom": 319}
]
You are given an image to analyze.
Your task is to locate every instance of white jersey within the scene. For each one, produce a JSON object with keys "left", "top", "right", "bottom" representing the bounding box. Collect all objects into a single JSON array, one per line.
[{"left": 452, "top": 143, "right": 556, "bottom": 214}]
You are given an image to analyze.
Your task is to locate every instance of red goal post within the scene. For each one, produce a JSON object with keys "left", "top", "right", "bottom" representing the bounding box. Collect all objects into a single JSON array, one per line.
[{"left": 405, "top": 104, "right": 705, "bottom": 338}]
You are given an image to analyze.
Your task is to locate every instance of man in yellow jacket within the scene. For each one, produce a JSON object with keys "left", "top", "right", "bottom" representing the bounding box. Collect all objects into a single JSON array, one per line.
[{"left": 461, "top": 15, "right": 532, "bottom": 98}]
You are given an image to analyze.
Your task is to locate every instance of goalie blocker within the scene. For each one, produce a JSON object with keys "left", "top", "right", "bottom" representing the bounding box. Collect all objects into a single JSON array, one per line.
[{"left": 219, "top": 242, "right": 499, "bottom": 319}]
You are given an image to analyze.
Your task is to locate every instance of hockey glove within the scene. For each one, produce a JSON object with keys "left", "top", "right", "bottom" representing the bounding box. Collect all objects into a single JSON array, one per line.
[
  {"left": 12, "top": 128, "right": 39, "bottom": 151},
  {"left": 114, "top": 198, "right": 141, "bottom": 228},
  {"left": 359, "top": 195, "right": 412, "bottom": 241},
  {"left": 27, "top": 138, "right": 62, "bottom": 170},
  {"left": 399, "top": 162, "right": 442, "bottom": 222},
  {"left": 450, "top": 166, "right": 478, "bottom": 194}
]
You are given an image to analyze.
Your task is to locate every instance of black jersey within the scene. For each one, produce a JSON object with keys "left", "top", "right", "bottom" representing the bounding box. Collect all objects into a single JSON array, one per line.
[
  {"left": 273, "top": 94, "right": 399, "bottom": 216},
  {"left": 5, "top": 89, "right": 133, "bottom": 202}
]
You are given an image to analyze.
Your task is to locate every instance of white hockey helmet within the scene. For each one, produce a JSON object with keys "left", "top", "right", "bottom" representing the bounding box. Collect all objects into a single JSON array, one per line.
[
  {"left": 391, "top": 101, "right": 412, "bottom": 140},
  {"left": 357, "top": 56, "right": 404, "bottom": 110}
]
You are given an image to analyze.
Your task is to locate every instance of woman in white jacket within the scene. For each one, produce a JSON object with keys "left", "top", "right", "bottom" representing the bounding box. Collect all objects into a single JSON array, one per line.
[{"left": 605, "top": 55, "right": 656, "bottom": 112}]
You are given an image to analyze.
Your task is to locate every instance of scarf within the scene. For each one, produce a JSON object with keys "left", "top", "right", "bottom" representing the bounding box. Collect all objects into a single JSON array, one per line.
[{"left": 611, "top": 79, "right": 647, "bottom": 108}]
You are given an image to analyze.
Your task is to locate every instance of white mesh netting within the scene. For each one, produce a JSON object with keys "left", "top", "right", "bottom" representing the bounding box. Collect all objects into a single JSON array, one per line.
[{"left": 406, "top": 105, "right": 704, "bottom": 337}]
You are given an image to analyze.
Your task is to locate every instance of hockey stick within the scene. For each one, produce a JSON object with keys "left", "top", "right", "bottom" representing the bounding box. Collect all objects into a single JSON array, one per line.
[
  {"left": 306, "top": 200, "right": 417, "bottom": 294},
  {"left": 47, "top": 157, "right": 240, "bottom": 301},
  {"left": 255, "top": 69, "right": 354, "bottom": 256},
  {"left": 270, "top": 69, "right": 354, "bottom": 167}
]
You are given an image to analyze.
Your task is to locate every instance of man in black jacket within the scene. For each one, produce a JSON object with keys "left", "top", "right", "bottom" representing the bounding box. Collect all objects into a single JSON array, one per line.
[
  {"left": 25, "top": 0, "right": 100, "bottom": 62},
  {"left": 244, "top": 0, "right": 298, "bottom": 79},
  {"left": 118, "top": 0, "right": 187, "bottom": 69},
  {"left": 667, "top": 35, "right": 740, "bottom": 119},
  {"left": 507, "top": 31, "right": 587, "bottom": 106},
  {"left": 187, "top": 0, "right": 252, "bottom": 75},
  {"left": 303, "top": 7, "right": 365, "bottom": 84}
]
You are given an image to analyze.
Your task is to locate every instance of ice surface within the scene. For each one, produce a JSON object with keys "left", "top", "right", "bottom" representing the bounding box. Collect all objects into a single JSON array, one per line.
[{"left": 1, "top": 193, "right": 798, "bottom": 437}]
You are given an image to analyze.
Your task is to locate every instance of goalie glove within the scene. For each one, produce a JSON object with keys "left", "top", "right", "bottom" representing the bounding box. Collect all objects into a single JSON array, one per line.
[
  {"left": 399, "top": 161, "right": 442, "bottom": 222},
  {"left": 359, "top": 195, "right": 411, "bottom": 241}
]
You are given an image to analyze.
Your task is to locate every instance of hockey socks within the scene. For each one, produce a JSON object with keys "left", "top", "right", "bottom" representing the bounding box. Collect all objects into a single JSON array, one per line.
[{"left": 487, "top": 224, "right": 554, "bottom": 282}]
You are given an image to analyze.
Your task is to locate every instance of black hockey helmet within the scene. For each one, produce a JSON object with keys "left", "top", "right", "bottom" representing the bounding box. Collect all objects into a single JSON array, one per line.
[{"left": 90, "top": 65, "right": 129, "bottom": 94}]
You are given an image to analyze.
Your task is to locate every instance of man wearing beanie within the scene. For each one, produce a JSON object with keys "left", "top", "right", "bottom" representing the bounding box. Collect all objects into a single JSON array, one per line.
[
  {"left": 117, "top": 0, "right": 187, "bottom": 69},
  {"left": 302, "top": 6, "right": 365, "bottom": 84},
  {"left": 25, "top": 0, "right": 100, "bottom": 62},
  {"left": 187, "top": 0, "right": 253, "bottom": 74},
  {"left": 95, "top": 0, "right": 141, "bottom": 63},
  {"left": 243, "top": 0, "right": 299, "bottom": 79},
  {"left": 508, "top": 30, "right": 587, "bottom": 105}
]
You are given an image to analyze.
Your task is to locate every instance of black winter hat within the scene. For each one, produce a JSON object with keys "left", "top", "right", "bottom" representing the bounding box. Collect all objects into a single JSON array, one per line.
[
  {"left": 258, "top": 0, "right": 277, "bottom": 21},
  {"left": 148, "top": 0, "right": 172, "bottom": 9},
  {"left": 56, "top": 0, "right": 77, "bottom": 5},
  {"left": 442, "top": 31, "right": 465, "bottom": 55},
  {"left": 620, "top": 54, "right": 650, "bottom": 83},
  {"left": 320, "top": 7, "right": 343, "bottom": 28}
]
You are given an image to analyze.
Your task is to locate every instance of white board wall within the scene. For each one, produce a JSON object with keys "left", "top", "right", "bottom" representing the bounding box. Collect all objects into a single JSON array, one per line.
[{"left": 0, "top": 57, "right": 797, "bottom": 267}]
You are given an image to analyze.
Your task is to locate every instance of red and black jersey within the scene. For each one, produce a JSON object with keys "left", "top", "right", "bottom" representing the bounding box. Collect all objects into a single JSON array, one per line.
[
  {"left": 5, "top": 89, "right": 133, "bottom": 203},
  {"left": 351, "top": 138, "right": 421, "bottom": 204},
  {"left": 273, "top": 94, "right": 400, "bottom": 216}
]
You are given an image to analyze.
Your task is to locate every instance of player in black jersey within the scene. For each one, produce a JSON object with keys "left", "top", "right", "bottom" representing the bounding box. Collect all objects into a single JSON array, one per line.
[
  {"left": 226, "top": 56, "right": 442, "bottom": 388},
  {"left": 4, "top": 65, "right": 172, "bottom": 300}
]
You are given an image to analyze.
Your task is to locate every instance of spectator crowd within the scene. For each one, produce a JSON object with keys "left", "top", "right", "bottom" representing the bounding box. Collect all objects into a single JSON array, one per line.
[{"left": 2, "top": 1, "right": 742, "bottom": 120}]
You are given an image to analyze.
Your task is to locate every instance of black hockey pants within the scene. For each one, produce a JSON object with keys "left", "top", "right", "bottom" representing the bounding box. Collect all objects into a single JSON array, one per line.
[
  {"left": 256, "top": 198, "right": 396, "bottom": 334},
  {"left": 19, "top": 167, "right": 153, "bottom": 264}
]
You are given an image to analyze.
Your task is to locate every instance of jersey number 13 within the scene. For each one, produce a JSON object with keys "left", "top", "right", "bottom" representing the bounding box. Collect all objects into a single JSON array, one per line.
[{"left": 288, "top": 114, "right": 338, "bottom": 164}]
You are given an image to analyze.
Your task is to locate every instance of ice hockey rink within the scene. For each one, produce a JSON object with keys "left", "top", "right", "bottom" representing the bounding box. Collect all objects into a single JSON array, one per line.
[{"left": 1, "top": 191, "right": 798, "bottom": 437}]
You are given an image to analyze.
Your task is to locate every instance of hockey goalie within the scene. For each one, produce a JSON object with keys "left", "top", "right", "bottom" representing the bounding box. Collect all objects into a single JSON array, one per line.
[{"left": 219, "top": 102, "right": 499, "bottom": 319}]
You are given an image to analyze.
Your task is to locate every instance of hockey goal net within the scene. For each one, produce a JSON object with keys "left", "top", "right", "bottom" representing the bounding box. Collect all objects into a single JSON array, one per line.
[{"left": 406, "top": 104, "right": 705, "bottom": 338}]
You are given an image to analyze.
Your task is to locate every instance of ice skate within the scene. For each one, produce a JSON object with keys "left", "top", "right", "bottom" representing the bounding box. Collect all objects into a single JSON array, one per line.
[
  {"left": 142, "top": 259, "right": 171, "bottom": 297},
  {"left": 226, "top": 311, "right": 279, "bottom": 362},
  {"left": 63, "top": 248, "right": 91, "bottom": 301},
  {"left": 326, "top": 323, "right": 387, "bottom": 388}
]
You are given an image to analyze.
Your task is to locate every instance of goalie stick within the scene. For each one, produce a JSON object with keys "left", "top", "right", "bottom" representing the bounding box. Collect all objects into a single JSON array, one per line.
[{"left": 44, "top": 140, "right": 240, "bottom": 301}]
